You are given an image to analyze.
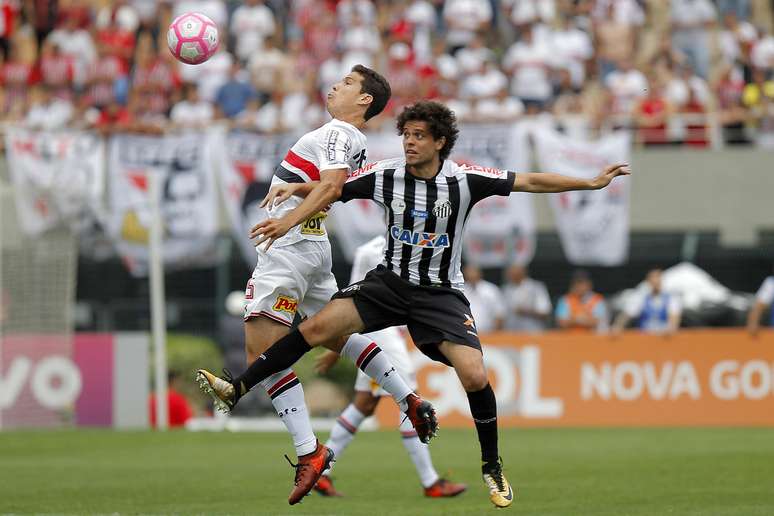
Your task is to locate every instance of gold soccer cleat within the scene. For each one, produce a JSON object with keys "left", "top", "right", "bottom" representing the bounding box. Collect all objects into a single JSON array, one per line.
[{"left": 482, "top": 458, "right": 514, "bottom": 508}]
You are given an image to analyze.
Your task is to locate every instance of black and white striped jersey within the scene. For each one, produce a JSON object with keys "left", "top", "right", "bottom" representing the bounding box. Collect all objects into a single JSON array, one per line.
[{"left": 341, "top": 158, "right": 516, "bottom": 290}]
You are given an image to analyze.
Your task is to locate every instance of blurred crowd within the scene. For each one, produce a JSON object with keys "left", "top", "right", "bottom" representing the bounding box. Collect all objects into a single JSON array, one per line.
[{"left": 0, "top": 0, "right": 773, "bottom": 147}]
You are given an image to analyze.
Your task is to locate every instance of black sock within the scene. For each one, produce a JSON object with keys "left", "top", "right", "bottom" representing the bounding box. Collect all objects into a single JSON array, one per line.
[
  {"left": 467, "top": 383, "right": 499, "bottom": 464},
  {"left": 234, "top": 329, "right": 312, "bottom": 393}
]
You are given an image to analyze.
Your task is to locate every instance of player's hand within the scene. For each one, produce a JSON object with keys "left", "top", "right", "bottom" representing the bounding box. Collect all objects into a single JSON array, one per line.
[
  {"left": 590, "top": 163, "right": 630, "bottom": 189},
  {"left": 250, "top": 217, "right": 293, "bottom": 250},
  {"left": 261, "top": 184, "right": 298, "bottom": 209},
  {"left": 315, "top": 351, "right": 340, "bottom": 374}
]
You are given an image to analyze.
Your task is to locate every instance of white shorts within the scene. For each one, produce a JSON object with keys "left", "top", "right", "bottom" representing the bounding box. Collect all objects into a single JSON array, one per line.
[
  {"left": 354, "top": 326, "right": 417, "bottom": 396},
  {"left": 244, "top": 239, "right": 338, "bottom": 326}
]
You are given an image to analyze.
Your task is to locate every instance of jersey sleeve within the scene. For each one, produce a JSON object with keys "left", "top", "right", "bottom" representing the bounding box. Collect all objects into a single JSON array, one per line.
[
  {"left": 340, "top": 167, "right": 377, "bottom": 202},
  {"left": 313, "top": 126, "right": 355, "bottom": 173},
  {"left": 463, "top": 165, "right": 516, "bottom": 204}
]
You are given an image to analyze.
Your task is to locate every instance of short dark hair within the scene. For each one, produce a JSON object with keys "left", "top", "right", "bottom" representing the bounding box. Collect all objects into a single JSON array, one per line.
[
  {"left": 396, "top": 101, "right": 459, "bottom": 160},
  {"left": 351, "top": 64, "right": 391, "bottom": 121}
]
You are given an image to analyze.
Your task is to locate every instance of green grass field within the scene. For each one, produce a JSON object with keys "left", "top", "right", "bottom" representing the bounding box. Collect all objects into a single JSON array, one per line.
[{"left": 1, "top": 428, "right": 773, "bottom": 515}]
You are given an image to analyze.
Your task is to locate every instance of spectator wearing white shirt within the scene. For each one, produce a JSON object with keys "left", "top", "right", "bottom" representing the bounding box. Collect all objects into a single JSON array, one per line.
[
  {"left": 665, "top": 63, "right": 712, "bottom": 109},
  {"left": 339, "top": 11, "right": 381, "bottom": 68},
  {"left": 463, "top": 265, "right": 505, "bottom": 333},
  {"left": 502, "top": 265, "right": 551, "bottom": 332},
  {"left": 747, "top": 268, "right": 774, "bottom": 336},
  {"left": 503, "top": 0, "right": 556, "bottom": 28},
  {"left": 613, "top": 269, "right": 682, "bottom": 336},
  {"left": 461, "top": 59, "right": 508, "bottom": 101},
  {"left": 456, "top": 35, "right": 496, "bottom": 75},
  {"left": 552, "top": 15, "right": 594, "bottom": 90},
  {"left": 442, "top": 0, "right": 493, "bottom": 52},
  {"left": 174, "top": 0, "right": 228, "bottom": 29},
  {"left": 230, "top": 0, "right": 276, "bottom": 64},
  {"left": 406, "top": 0, "right": 437, "bottom": 65},
  {"left": 503, "top": 24, "right": 554, "bottom": 112},
  {"left": 25, "top": 85, "right": 74, "bottom": 130},
  {"left": 336, "top": 0, "right": 377, "bottom": 27},
  {"left": 718, "top": 12, "right": 758, "bottom": 66},
  {"left": 475, "top": 87, "right": 525, "bottom": 121},
  {"left": 670, "top": 0, "right": 718, "bottom": 79},
  {"left": 751, "top": 30, "right": 774, "bottom": 71},
  {"left": 170, "top": 83, "right": 214, "bottom": 128},
  {"left": 604, "top": 58, "right": 648, "bottom": 116},
  {"left": 248, "top": 37, "right": 287, "bottom": 99},
  {"left": 46, "top": 13, "right": 97, "bottom": 88}
]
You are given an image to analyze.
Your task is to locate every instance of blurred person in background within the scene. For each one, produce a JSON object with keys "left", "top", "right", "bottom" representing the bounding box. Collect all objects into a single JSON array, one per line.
[
  {"left": 747, "top": 267, "right": 774, "bottom": 336},
  {"left": 750, "top": 28, "right": 774, "bottom": 72},
  {"left": 502, "top": 264, "right": 552, "bottom": 333},
  {"left": 39, "top": 40, "right": 75, "bottom": 101},
  {"left": 593, "top": 0, "right": 637, "bottom": 80},
  {"left": 170, "top": 82, "right": 214, "bottom": 128},
  {"left": 463, "top": 264, "right": 505, "bottom": 333},
  {"left": 713, "top": 63, "right": 750, "bottom": 145},
  {"left": 230, "top": 0, "right": 276, "bottom": 65},
  {"left": 215, "top": 61, "right": 256, "bottom": 119},
  {"left": 552, "top": 13, "right": 594, "bottom": 92},
  {"left": 173, "top": 0, "right": 228, "bottom": 30},
  {"left": 717, "top": 0, "right": 751, "bottom": 20},
  {"left": 442, "top": 0, "right": 492, "bottom": 53},
  {"left": 474, "top": 85, "right": 525, "bottom": 122},
  {"left": 669, "top": 0, "right": 717, "bottom": 79},
  {"left": 632, "top": 74, "right": 672, "bottom": 145},
  {"left": 742, "top": 67, "right": 774, "bottom": 145},
  {"left": 604, "top": 57, "right": 647, "bottom": 122},
  {"left": 1, "top": 40, "right": 35, "bottom": 113},
  {"left": 149, "top": 371, "right": 194, "bottom": 428},
  {"left": 84, "top": 41, "right": 129, "bottom": 110},
  {"left": 45, "top": 8, "right": 96, "bottom": 89},
  {"left": 93, "top": 0, "right": 138, "bottom": 66},
  {"left": 338, "top": 10, "right": 380, "bottom": 68},
  {"left": 460, "top": 58, "right": 508, "bottom": 105},
  {"left": 613, "top": 269, "right": 682, "bottom": 336},
  {"left": 0, "top": 0, "right": 20, "bottom": 59},
  {"left": 503, "top": 23, "right": 554, "bottom": 114},
  {"left": 24, "top": 84, "right": 73, "bottom": 129},
  {"left": 555, "top": 269, "right": 608, "bottom": 333},
  {"left": 247, "top": 36, "right": 287, "bottom": 103}
]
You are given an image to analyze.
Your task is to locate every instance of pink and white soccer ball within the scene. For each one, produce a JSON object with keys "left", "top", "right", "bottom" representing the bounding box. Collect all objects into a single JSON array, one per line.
[{"left": 167, "top": 12, "right": 219, "bottom": 65}]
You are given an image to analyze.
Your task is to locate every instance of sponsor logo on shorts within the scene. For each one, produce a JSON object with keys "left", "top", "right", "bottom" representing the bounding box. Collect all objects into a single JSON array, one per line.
[
  {"left": 300, "top": 212, "right": 327, "bottom": 236},
  {"left": 341, "top": 284, "right": 361, "bottom": 293},
  {"left": 390, "top": 226, "right": 450, "bottom": 248},
  {"left": 273, "top": 295, "right": 299, "bottom": 314},
  {"left": 463, "top": 313, "right": 478, "bottom": 336}
]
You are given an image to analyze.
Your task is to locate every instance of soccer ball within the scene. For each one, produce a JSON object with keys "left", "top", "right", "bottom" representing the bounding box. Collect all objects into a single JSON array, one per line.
[{"left": 167, "top": 12, "right": 219, "bottom": 65}]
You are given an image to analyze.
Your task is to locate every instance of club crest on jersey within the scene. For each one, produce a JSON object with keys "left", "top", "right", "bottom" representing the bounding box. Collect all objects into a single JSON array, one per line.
[
  {"left": 273, "top": 295, "right": 298, "bottom": 314},
  {"left": 433, "top": 199, "right": 453, "bottom": 218},
  {"left": 390, "top": 226, "right": 450, "bottom": 248}
]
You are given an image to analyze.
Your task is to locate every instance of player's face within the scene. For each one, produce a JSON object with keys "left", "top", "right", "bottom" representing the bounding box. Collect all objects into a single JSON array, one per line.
[
  {"left": 327, "top": 72, "right": 368, "bottom": 115},
  {"left": 402, "top": 121, "right": 445, "bottom": 166}
]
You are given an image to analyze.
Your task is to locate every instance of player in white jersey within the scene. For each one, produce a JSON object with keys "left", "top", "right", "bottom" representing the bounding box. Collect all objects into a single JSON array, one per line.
[
  {"left": 313, "top": 236, "right": 467, "bottom": 498},
  {"left": 220, "top": 100, "right": 629, "bottom": 508},
  {"left": 196, "top": 66, "right": 437, "bottom": 506}
]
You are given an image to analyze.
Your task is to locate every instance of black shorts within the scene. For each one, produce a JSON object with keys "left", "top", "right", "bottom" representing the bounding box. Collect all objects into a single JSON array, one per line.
[{"left": 332, "top": 265, "right": 481, "bottom": 365}]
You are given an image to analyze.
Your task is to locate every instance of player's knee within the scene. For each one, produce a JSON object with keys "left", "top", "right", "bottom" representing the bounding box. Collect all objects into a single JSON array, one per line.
[
  {"left": 298, "top": 318, "right": 328, "bottom": 347},
  {"left": 460, "top": 368, "right": 489, "bottom": 392}
]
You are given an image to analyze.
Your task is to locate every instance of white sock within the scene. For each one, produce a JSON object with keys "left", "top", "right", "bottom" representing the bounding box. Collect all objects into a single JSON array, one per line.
[
  {"left": 399, "top": 415, "right": 439, "bottom": 488},
  {"left": 340, "top": 334, "right": 413, "bottom": 411},
  {"left": 260, "top": 368, "right": 317, "bottom": 457},
  {"left": 323, "top": 403, "right": 366, "bottom": 474}
]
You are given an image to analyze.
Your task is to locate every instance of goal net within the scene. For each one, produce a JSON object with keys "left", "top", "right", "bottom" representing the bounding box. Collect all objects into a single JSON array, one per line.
[{"left": 0, "top": 175, "right": 78, "bottom": 428}]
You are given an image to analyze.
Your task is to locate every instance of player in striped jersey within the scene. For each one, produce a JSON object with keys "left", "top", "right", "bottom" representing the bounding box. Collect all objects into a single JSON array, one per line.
[
  {"left": 215, "top": 101, "right": 630, "bottom": 508},
  {"left": 313, "top": 236, "right": 467, "bottom": 498},
  {"left": 196, "top": 67, "right": 437, "bottom": 506}
]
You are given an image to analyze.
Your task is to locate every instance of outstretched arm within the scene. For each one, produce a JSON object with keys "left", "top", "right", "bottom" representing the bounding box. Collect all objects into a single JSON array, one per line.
[
  {"left": 514, "top": 163, "right": 630, "bottom": 193},
  {"left": 251, "top": 169, "right": 347, "bottom": 249}
]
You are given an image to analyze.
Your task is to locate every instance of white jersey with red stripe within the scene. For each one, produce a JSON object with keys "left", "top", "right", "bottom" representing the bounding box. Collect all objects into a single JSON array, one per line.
[{"left": 265, "top": 118, "right": 368, "bottom": 248}]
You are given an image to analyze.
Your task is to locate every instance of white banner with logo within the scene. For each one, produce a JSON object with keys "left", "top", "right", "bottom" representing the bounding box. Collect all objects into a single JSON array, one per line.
[
  {"left": 105, "top": 131, "right": 219, "bottom": 275},
  {"left": 5, "top": 127, "right": 105, "bottom": 235},
  {"left": 452, "top": 123, "right": 535, "bottom": 267},
  {"left": 534, "top": 128, "right": 631, "bottom": 265},
  {"left": 214, "top": 130, "right": 302, "bottom": 266}
]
